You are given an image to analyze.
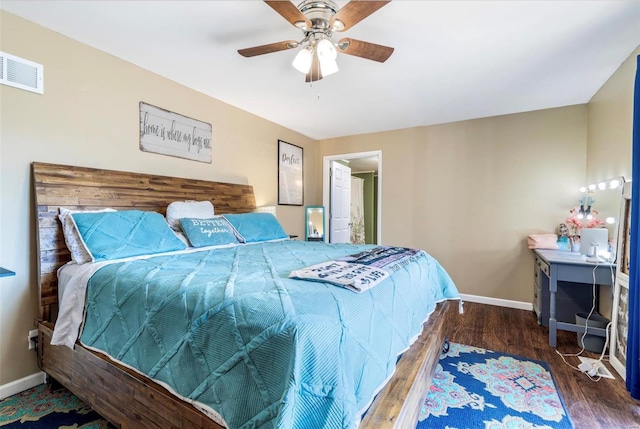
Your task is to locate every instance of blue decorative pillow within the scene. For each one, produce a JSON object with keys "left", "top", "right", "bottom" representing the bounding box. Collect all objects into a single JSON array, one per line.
[
  {"left": 179, "top": 217, "right": 240, "bottom": 248},
  {"left": 222, "top": 213, "right": 288, "bottom": 243},
  {"left": 71, "top": 210, "right": 186, "bottom": 262}
]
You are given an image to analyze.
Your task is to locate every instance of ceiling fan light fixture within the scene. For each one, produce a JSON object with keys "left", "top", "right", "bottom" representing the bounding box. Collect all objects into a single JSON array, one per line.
[
  {"left": 240, "top": 1, "right": 394, "bottom": 81},
  {"left": 292, "top": 48, "right": 313, "bottom": 73},
  {"left": 316, "top": 38, "right": 338, "bottom": 77},
  {"left": 316, "top": 38, "right": 337, "bottom": 61},
  {"left": 320, "top": 57, "right": 338, "bottom": 76}
]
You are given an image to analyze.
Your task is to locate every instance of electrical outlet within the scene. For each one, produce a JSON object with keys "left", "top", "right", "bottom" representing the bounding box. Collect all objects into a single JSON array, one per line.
[
  {"left": 578, "top": 357, "right": 615, "bottom": 379},
  {"left": 28, "top": 329, "right": 38, "bottom": 350},
  {"left": 578, "top": 362, "right": 592, "bottom": 373}
]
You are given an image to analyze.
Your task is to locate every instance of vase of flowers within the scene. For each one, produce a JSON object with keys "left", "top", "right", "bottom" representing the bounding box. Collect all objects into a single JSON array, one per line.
[{"left": 565, "top": 207, "right": 606, "bottom": 252}]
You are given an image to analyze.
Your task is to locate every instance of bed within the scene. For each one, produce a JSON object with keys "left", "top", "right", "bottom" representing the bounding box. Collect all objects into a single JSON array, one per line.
[{"left": 33, "top": 162, "right": 459, "bottom": 429}]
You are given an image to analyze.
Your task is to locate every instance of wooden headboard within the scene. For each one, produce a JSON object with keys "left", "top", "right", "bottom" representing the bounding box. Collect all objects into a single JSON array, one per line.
[{"left": 33, "top": 162, "right": 256, "bottom": 324}]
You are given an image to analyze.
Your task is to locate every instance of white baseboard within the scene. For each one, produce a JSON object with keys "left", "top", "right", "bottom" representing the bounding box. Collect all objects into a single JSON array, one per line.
[
  {"left": 460, "top": 294, "right": 533, "bottom": 311},
  {"left": 0, "top": 371, "right": 46, "bottom": 400}
]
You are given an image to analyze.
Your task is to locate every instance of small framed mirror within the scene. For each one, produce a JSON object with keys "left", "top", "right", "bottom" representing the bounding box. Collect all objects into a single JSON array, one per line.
[{"left": 305, "top": 206, "right": 325, "bottom": 242}]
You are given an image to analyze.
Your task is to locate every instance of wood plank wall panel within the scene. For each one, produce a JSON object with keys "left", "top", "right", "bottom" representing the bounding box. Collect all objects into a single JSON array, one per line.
[{"left": 33, "top": 162, "right": 256, "bottom": 324}]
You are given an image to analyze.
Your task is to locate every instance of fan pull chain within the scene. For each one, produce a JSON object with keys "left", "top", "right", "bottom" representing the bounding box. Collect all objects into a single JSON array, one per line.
[{"left": 307, "top": 72, "right": 321, "bottom": 100}]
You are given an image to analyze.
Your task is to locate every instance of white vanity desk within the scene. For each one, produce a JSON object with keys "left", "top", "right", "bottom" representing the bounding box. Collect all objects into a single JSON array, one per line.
[{"left": 533, "top": 249, "right": 616, "bottom": 347}]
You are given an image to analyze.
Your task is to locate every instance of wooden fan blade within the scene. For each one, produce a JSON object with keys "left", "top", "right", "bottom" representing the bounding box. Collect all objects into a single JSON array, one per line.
[
  {"left": 305, "top": 51, "right": 323, "bottom": 82},
  {"left": 330, "top": 1, "right": 390, "bottom": 31},
  {"left": 265, "top": 1, "right": 312, "bottom": 29},
  {"left": 238, "top": 40, "right": 298, "bottom": 57},
  {"left": 338, "top": 38, "right": 394, "bottom": 62}
]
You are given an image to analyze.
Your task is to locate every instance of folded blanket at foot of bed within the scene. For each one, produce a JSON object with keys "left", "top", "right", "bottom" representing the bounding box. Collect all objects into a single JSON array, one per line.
[{"left": 288, "top": 246, "right": 425, "bottom": 292}]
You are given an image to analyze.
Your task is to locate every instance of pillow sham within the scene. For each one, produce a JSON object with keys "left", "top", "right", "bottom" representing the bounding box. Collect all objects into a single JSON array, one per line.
[
  {"left": 222, "top": 213, "right": 288, "bottom": 243},
  {"left": 165, "top": 200, "right": 214, "bottom": 231},
  {"left": 71, "top": 210, "right": 186, "bottom": 262},
  {"left": 179, "top": 216, "right": 240, "bottom": 248},
  {"left": 59, "top": 207, "right": 116, "bottom": 264}
]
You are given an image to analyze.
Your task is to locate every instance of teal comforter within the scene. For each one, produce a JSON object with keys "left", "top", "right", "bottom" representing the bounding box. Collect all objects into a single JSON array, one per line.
[{"left": 80, "top": 240, "right": 459, "bottom": 428}]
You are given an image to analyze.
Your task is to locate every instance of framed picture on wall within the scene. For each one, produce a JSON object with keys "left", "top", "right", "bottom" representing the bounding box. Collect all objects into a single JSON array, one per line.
[
  {"left": 139, "top": 102, "right": 212, "bottom": 163},
  {"left": 278, "top": 140, "right": 303, "bottom": 206}
]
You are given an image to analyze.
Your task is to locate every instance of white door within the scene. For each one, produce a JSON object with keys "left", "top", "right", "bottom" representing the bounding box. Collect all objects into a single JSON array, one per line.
[{"left": 330, "top": 161, "right": 351, "bottom": 243}]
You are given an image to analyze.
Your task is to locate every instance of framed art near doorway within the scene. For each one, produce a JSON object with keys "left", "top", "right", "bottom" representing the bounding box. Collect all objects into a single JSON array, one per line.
[{"left": 278, "top": 140, "right": 303, "bottom": 206}]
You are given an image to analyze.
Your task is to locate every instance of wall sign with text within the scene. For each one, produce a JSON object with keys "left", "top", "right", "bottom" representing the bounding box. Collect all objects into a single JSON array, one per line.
[
  {"left": 139, "top": 102, "right": 212, "bottom": 163},
  {"left": 278, "top": 140, "right": 303, "bottom": 206}
]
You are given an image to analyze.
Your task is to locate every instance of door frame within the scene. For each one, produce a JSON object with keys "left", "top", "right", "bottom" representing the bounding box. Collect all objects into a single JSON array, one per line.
[{"left": 322, "top": 150, "right": 383, "bottom": 244}]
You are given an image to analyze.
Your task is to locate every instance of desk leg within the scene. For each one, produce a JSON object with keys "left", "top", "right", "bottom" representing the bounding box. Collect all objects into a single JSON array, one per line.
[{"left": 549, "top": 266, "right": 558, "bottom": 348}]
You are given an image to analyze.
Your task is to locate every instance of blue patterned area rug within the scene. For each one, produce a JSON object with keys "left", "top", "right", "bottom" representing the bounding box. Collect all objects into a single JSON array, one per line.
[
  {"left": 0, "top": 384, "right": 114, "bottom": 428},
  {"left": 418, "top": 343, "right": 574, "bottom": 429},
  {"left": 0, "top": 345, "right": 572, "bottom": 429}
]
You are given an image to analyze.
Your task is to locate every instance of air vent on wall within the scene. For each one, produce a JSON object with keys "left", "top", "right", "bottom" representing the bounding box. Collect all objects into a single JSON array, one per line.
[{"left": 0, "top": 51, "right": 43, "bottom": 94}]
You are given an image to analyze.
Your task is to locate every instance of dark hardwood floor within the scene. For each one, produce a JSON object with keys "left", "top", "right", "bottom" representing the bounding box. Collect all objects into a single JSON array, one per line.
[{"left": 446, "top": 302, "right": 640, "bottom": 429}]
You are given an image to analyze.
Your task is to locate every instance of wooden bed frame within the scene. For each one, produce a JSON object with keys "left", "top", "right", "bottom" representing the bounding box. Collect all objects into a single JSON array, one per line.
[{"left": 33, "top": 162, "right": 453, "bottom": 429}]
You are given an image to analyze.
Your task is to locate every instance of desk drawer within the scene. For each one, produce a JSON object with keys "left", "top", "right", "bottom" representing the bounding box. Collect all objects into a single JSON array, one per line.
[{"left": 535, "top": 256, "right": 550, "bottom": 277}]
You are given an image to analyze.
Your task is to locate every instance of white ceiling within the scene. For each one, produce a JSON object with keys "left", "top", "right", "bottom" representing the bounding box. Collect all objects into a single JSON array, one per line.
[
  {"left": 348, "top": 156, "right": 379, "bottom": 174},
  {"left": 2, "top": 1, "right": 639, "bottom": 140}
]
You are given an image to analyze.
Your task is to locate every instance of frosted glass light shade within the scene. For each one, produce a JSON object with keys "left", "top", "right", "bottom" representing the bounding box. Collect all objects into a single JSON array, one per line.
[
  {"left": 317, "top": 39, "right": 337, "bottom": 61},
  {"left": 317, "top": 39, "right": 338, "bottom": 76},
  {"left": 320, "top": 58, "right": 339, "bottom": 76},
  {"left": 292, "top": 48, "right": 312, "bottom": 73}
]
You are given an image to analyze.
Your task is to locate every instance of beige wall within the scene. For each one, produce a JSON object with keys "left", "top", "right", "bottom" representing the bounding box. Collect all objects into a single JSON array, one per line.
[
  {"left": 1, "top": 9, "right": 637, "bottom": 391},
  {"left": 587, "top": 45, "right": 639, "bottom": 317},
  {"left": 0, "top": 12, "right": 317, "bottom": 386},
  {"left": 587, "top": 45, "right": 639, "bottom": 183},
  {"left": 319, "top": 105, "right": 588, "bottom": 303}
]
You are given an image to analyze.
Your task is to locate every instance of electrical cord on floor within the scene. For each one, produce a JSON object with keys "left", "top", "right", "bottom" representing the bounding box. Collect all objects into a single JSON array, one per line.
[{"left": 554, "top": 261, "right": 615, "bottom": 381}]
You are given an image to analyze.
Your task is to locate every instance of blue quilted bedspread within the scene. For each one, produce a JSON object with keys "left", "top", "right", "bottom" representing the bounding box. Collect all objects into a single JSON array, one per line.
[{"left": 80, "top": 240, "right": 459, "bottom": 429}]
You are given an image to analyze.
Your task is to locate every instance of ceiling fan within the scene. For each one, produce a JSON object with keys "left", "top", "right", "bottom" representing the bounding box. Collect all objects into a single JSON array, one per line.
[{"left": 238, "top": 0, "right": 394, "bottom": 82}]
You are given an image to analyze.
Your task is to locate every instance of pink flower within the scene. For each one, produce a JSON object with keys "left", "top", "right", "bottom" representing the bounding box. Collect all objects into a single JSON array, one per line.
[
  {"left": 585, "top": 218, "right": 605, "bottom": 228},
  {"left": 565, "top": 217, "right": 583, "bottom": 236},
  {"left": 565, "top": 207, "right": 606, "bottom": 237}
]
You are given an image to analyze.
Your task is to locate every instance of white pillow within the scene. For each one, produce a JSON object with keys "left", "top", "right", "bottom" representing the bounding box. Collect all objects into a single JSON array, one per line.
[
  {"left": 173, "top": 230, "right": 191, "bottom": 247},
  {"left": 165, "top": 200, "right": 214, "bottom": 231},
  {"left": 58, "top": 207, "right": 116, "bottom": 264}
]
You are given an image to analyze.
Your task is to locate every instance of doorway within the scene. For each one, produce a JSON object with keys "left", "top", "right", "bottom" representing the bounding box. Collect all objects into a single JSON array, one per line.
[{"left": 322, "top": 150, "right": 382, "bottom": 244}]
